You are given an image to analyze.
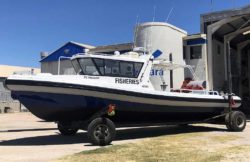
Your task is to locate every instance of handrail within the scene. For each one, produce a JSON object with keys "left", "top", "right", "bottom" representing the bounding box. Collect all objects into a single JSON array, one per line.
[{"left": 170, "top": 88, "right": 219, "bottom": 95}]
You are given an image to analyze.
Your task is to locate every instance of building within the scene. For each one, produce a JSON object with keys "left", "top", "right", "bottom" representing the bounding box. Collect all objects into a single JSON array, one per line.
[
  {"left": 40, "top": 4, "right": 250, "bottom": 103},
  {"left": 0, "top": 65, "right": 40, "bottom": 113},
  {"left": 40, "top": 41, "right": 95, "bottom": 75},
  {"left": 201, "top": 5, "right": 250, "bottom": 104}
]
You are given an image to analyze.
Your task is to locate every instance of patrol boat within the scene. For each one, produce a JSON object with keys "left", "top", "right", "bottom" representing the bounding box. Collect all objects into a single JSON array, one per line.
[{"left": 4, "top": 50, "right": 246, "bottom": 146}]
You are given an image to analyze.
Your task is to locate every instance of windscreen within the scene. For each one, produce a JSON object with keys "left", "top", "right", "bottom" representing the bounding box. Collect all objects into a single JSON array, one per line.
[{"left": 75, "top": 58, "right": 143, "bottom": 78}]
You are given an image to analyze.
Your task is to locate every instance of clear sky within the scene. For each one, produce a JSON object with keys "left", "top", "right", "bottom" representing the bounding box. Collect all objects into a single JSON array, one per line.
[{"left": 0, "top": 0, "right": 250, "bottom": 67}]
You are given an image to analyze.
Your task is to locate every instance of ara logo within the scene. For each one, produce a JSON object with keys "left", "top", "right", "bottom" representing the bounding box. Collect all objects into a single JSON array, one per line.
[
  {"left": 152, "top": 49, "right": 162, "bottom": 59},
  {"left": 150, "top": 69, "right": 164, "bottom": 76}
]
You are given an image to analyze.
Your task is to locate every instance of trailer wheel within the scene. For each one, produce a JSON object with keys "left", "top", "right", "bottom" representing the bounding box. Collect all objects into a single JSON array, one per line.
[
  {"left": 87, "top": 117, "right": 116, "bottom": 146},
  {"left": 225, "top": 114, "right": 233, "bottom": 131},
  {"left": 225, "top": 111, "right": 246, "bottom": 132},
  {"left": 58, "top": 123, "right": 78, "bottom": 136}
]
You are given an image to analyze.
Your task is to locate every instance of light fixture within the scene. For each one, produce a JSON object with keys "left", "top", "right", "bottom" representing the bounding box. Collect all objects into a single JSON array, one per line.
[{"left": 243, "top": 30, "right": 250, "bottom": 35}]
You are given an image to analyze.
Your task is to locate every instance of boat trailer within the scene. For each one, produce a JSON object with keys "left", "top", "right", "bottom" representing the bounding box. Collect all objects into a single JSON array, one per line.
[{"left": 56, "top": 100, "right": 246, "bottom": 146}]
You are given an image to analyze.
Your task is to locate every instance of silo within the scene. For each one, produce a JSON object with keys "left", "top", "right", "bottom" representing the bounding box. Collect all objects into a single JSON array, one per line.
[{"left": 134, "top": 22, "right": 187, "bottom": 91}]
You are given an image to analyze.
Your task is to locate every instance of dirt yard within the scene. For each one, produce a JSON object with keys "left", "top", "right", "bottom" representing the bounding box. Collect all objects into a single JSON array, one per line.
[{"left": 0, "top": 113, "right": 250, "bottom": 162}]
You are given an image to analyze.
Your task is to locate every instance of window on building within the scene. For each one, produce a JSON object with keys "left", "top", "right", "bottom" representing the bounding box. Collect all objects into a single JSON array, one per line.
[
  {"left": 190, "top": 46, "right": 202, "bottom": 59},
  {"left": 64, "top": 49, "right": 70, "bottom": 54},
  {"left": 183, "top": 46, "right": 186, "bottom": 59}
]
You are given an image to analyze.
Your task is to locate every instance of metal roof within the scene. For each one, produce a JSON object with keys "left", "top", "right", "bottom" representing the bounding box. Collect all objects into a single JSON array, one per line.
[
  {"left": 89, "top": 43, "right": 133, "bottom": 54},
  {"left": 69, "top": 41, "right": 95, "bottom": 49},
  {"left": 201, "top": 4, "right": 250, "bottom": 23},
  {"left": 200, "top": 3, "right": 250, "bottom": 47},
  {"left": 213, "top": 14, "right": 250, "bottom": 46},
  {"left": 40, "top": 41, "right": 95, "bottom": 62},
  {"left": 201, "top": 4, "right": 250, "bottom": 34}
]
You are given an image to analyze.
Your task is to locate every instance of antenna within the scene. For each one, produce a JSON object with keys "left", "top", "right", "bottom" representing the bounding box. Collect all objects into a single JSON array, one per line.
[
  {"left": 133, "top": 15, "right": 140, "bottom": 49},
  {"left": 144, "top": 25, "right": 148, "bottom": 53},
  {"left": 152, "top": 5, "right": 156, "bottom": 22},
  {"left": 232, "top": 0, "right": 236, "bottom": 9},
  {"left": 165, "top": 6, "right": 174, "bottom": 22},
  {"left": 210, "top": 0, "right": 213, "bottom": 12},
  {"left": 148, "top": 5, "right": 157, "bottom": 54}
]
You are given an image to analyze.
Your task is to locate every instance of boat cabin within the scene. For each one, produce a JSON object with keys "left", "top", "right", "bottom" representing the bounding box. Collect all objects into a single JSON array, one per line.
[
  {"left": 71, "top": 55, "right": 144, "bottom": 78},
  {"left": 70, "top": 53, "right": 220, "bottom": 96}
]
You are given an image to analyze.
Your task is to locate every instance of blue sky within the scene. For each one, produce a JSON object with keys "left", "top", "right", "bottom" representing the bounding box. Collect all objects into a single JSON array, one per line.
[{"left": 0, "top": 0, "right": 250, "bottom": 67}]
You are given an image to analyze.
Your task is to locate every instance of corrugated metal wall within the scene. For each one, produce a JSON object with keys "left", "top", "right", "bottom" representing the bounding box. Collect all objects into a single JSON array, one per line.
[{"left": 41, "top": 60, "right": 76, "bottom": 75}]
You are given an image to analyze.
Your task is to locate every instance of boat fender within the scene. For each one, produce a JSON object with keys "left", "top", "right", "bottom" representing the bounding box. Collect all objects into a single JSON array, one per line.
[{"left": 108, "top": 104, "right": 116, "bottom": 116}]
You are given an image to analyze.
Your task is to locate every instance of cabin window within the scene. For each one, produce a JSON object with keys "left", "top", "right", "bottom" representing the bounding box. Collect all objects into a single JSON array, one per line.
[
  {"left": 190, "top": 46, "right": 202, "bottom": 59},
  {"left": 93, "top": 58, "right": 104, "bottom": 75},
  {"left": 120, "top": 62, "right": 134, "bottom": 77},
  {"left": 71, "top": 59, "right": 83, "bottom": 74},
  {"left": 105, "top": 60, "right": 120, "bottom": 76},
  {"left": 74, "top": 58, "right": 143, "bottom": 78},
  {"left": 78, "top": 58, "right": 100, "bottom": 75},
  {"left": 134, "top": 63, "right": 143, "bottom": 77}
]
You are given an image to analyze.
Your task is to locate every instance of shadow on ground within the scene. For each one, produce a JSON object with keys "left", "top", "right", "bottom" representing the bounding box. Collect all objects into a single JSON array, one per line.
[
  {"left": 246, "top": 115, "right": 250, "bottom": 121},
  {"left": 0, "top": 128, "right": 57, "bottom": 133},
  {"left": 0, "top": 125, "right": 226, "bottom": 146}
]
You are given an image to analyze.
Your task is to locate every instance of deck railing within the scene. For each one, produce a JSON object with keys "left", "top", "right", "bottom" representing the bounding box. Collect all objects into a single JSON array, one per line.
[{"left": 170, "top": 89, "right": 219, "bottom": 95}]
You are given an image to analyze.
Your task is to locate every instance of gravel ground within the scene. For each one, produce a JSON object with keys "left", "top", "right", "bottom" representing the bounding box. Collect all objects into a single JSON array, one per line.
[{"left": 0, "top": 112, "right": 250, "bottom": 162}]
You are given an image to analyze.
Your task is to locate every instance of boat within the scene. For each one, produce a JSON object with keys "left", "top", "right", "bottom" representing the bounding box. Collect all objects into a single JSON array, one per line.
[{"left": 4, "top": 49, "right": 246, "bottom": 145}]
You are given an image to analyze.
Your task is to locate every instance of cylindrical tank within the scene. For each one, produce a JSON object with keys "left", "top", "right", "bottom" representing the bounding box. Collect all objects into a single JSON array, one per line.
[
  {"left": 40, "top": 52, "right": 49, "bottom": 59},
  {"left": 134, "top": 22, "right": 187, "bottom": 91}
]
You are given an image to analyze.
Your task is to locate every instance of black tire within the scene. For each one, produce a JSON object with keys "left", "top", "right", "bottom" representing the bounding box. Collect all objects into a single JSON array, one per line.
[
  {"left": 58, "top": 123, "right": 78, "bottom": 136},
  {"left": 226, "top": 123, "right": 233, "bottom": 131},
  {"left": 87, "top": 117, "right": 116, "bottom": 146},
  {"left": 225, "top": 111, "right": 246, "bottom": 132}
]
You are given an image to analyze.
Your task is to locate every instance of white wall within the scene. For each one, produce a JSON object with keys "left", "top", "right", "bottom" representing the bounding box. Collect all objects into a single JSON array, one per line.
[
  {"left": 211, "top": 39, "right": 226, "bottom": 91},
  {"left": 135, "top": 22, "right": 187, "bottom": 91}
]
